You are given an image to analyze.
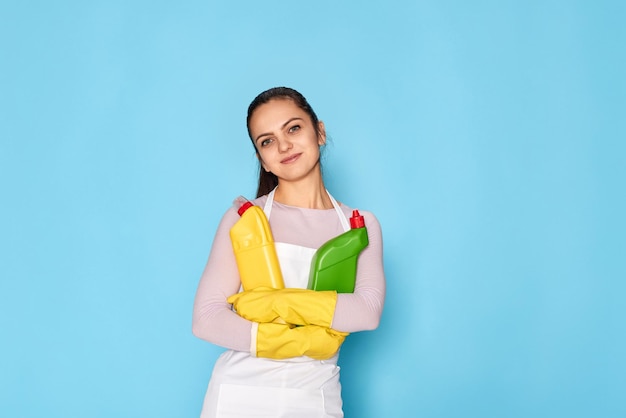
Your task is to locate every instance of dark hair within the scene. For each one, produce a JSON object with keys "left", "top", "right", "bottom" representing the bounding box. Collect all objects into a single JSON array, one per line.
[{"left": 247, "top": 87, "right": 323, "bottom": 197}]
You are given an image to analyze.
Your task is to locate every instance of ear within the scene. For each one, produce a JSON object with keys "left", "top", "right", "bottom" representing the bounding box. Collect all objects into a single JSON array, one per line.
[{"left": 317, "top": 121, "right": 326, "bottom": 146}]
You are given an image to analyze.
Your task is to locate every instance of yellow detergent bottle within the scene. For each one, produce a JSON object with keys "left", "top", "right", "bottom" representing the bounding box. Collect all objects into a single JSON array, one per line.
[
  {"left": 229, "top": 196, "right": 285, "bottom": 290},
  {"left": 307, "top": 210, "right": 369, "bottom": 293}
]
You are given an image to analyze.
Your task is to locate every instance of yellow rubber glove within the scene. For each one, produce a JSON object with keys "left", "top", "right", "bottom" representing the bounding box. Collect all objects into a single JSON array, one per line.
[
  {"left": 255, "top": 322, "right": 348, "bottom": 360},
  {"left": 228, "top": 287, "right": 337, "bottom": 327}
]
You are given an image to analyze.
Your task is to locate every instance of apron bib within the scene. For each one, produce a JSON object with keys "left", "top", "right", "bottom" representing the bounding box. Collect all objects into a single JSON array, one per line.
[{"left": 200, "top": 189, "right": 349, "bottom": 418}]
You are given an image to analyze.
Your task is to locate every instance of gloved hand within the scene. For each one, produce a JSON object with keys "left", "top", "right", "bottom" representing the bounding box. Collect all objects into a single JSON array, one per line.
[
  {"left": 255, "top": 322, "right": 348, "bottom": 360},
  {"left": 228, "top": 287, "right": 337, "bottom": 327}
]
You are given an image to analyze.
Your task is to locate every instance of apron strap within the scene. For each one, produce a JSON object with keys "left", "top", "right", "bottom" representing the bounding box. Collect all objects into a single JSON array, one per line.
[
  {"left": 328, "top": 192, "right": 350, "bottom": 232},
  {"left": 263, "top": 188, "right": 276, "bottom": 218},
  {"left": 264, "top": 187, "right": 350, "bottom": 232}
]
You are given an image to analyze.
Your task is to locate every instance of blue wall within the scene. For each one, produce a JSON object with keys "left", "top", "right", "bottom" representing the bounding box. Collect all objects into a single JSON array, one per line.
[{"left": 1, "top": 1, "right": 624, "bottom": 417}]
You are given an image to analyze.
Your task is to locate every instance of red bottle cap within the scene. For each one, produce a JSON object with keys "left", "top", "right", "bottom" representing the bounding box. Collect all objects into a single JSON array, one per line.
[
  {"left": 237, "top": 201, "right": 254, "bottom": 216},
  {"left": 350, "top": 209, "right": 365, "bottom": 229}
]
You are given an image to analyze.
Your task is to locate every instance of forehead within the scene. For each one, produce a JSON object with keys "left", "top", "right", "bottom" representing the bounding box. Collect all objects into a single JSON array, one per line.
[{"left": 248, "top": 98, "right": 308, "bottom": 131}]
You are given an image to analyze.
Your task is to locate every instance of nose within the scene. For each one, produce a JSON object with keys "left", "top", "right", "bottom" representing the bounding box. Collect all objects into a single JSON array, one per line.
[{"left": 277, "top": 136, "right": 292, "bottom": 153}]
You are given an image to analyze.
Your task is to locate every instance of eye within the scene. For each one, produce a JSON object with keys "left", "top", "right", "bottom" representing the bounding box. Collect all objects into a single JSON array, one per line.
[
  {"left": 288, "top": 124, "right": 301, "bottom": 133},
  {"left": 260, "top": 137, "right": 274, "bottom": 147}
]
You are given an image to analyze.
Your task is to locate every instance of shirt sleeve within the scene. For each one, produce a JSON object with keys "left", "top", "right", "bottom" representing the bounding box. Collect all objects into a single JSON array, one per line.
[
  {"left": 192, "top": 208, "right": 252, "bottom": 352},
  {"left": 331, "top": 211, "right": 386, "bottom": 332}
]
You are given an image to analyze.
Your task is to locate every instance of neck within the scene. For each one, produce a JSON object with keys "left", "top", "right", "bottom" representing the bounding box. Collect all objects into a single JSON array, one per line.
[{"left": 274, "top": 176, "right": 332, "bottom": 209}]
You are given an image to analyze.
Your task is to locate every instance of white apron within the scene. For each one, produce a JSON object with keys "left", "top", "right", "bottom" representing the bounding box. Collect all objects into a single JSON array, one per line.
[{"left": 200, "top": 189, "right": 350, "bottom": 418}]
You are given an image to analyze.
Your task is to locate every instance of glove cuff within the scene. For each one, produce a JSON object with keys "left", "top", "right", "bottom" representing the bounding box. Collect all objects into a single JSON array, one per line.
[{"left": 250, "top": 322, "right": 259, "bottom": 357}]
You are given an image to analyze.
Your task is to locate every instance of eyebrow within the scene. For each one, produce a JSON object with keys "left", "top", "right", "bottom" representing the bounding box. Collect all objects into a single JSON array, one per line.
[{"left": 255, "top": 117, "right": 304, "bottom": 143}]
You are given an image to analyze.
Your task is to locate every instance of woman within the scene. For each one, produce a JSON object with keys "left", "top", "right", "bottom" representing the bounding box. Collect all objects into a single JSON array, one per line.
[{"left": 192, "top": 87, "right": 386, "bottom": 417}]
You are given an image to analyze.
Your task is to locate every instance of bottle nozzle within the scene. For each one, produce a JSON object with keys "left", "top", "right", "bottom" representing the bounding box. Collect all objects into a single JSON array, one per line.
[
  {"left": 350, "top": 209, "right": 365, "bottom": 229},
  {"left": 234, "top": 196, "right": 254, "bottom": 216}
]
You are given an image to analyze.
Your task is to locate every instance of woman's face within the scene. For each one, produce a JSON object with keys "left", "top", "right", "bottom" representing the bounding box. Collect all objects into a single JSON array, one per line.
[{"left": 248, "top": 98, "right": 325, "bottom": 183}]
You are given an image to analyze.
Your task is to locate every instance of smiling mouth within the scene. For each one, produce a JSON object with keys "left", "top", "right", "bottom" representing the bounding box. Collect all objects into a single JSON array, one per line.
[{"left": 281, "top": 153, "right": 301, "bottom": 164}]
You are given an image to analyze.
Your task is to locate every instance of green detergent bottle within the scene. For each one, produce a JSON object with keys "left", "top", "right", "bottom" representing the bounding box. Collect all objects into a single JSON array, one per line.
[{"left": 307, "top": 210, "right": 369, "bottom": 293}]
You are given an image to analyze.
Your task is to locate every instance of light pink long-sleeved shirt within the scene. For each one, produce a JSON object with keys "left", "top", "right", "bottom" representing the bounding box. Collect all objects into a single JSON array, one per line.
[{"left": 192, "top": 194, "right": 386, "bottom": 352}]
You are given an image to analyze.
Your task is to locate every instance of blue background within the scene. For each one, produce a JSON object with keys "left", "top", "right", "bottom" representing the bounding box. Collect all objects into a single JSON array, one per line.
[{"left": 1, "top": 1, "right": 625, "bottom": 417}]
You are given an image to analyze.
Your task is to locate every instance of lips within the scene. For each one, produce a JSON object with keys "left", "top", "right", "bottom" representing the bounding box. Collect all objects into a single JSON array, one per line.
[{"left": 280, "top": 153, "right": 302, "bottom": 164}]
